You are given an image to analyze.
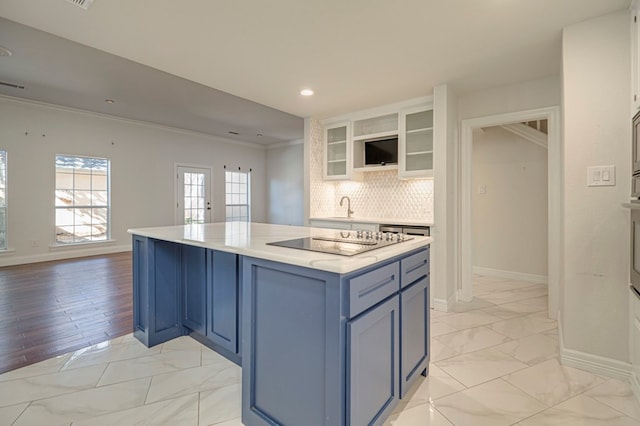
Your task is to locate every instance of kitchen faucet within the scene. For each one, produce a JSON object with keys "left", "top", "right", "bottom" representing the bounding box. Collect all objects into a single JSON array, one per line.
[{"left": 340, "top": 196, "right": 354, "bottom": 218}]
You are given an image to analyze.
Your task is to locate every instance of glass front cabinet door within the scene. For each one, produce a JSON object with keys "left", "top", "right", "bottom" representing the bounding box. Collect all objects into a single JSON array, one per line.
[
  {"left": 324, "top": 121, "right": 351, "bottom": 180},
  {"left": 399, "top": 107, "right": 434, "bottom": 179}
]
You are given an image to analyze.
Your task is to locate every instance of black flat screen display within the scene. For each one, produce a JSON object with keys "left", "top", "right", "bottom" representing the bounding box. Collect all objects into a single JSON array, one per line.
[{"left": 365, "top": 138, "right": 398, "bottom": 165}]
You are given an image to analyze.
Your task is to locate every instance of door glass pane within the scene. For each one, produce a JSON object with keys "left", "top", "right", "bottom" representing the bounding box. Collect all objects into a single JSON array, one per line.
[
  {"left": 406, "top": 110, "right": 433, "bottom": 131},
  {"left": 183, "top": 172, "right": 206, "bottom": 224},
  {"left": 327, "top": 126, "right": 347, "bottom": 143}
]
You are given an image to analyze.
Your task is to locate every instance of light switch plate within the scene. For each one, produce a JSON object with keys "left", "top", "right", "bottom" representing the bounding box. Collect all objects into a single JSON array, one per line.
[{"left": 587, "top": 165, "right": 616, "bottom": 187}]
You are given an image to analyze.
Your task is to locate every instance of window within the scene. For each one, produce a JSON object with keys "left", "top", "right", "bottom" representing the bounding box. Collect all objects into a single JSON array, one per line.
[
  {"left": 55, "top": 155, "right": 110, "bottom": 244},
  {"left": 0, "top": 150, "right": 6, "bottom": 250},
  {"left": 225, "top": 170, "right": 250, "bottom": 221}
]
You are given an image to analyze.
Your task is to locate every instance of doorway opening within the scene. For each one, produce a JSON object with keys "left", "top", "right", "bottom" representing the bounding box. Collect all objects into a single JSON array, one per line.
[
  {"left": 459, "top": 107, "right": 561, "bottom": 319},
  {"left": 175, "top": 164, "right": 213, "bottom": 225}
]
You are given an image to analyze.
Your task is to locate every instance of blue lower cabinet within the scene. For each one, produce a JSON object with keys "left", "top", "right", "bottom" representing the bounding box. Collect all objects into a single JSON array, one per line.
[
  {"left": 400, "top": 277, "right": 429, "bottom": 398},
  {"left": 132, "top": 236, "right": 183, "bottom": 347},
  {"left": 242, "top": 258, "right": 344, "bottom": 426},
  {"left": 206, "top": 250, "right": 239, "bottom": 353},
  {"left": 348, "top": 296, "right": 400, "bottom": 426},
  {"left": 132, "top": 233, "right": 430, "bottom": 426},
  {"left": 182, "top": 245, "right": 207, "bottom": 335}
]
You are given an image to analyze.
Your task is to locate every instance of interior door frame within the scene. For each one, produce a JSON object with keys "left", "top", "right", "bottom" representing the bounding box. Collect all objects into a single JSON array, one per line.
[
  {"left": 459, "top": 106, "right": 561, "bottom": 320},
  {"left": 174, "top": 163, "right": 214, "bottom": 225}
]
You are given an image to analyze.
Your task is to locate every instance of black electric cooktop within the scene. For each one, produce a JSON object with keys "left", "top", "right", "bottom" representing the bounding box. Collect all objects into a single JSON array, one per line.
[{"left": 266, "top": 232, "right": 413, "bottom": 257}]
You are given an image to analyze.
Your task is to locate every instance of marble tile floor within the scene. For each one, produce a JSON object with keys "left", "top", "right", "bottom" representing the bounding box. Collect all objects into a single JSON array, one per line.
[{"left": 1, "top": 275, "right": 639, "bottom": 425}]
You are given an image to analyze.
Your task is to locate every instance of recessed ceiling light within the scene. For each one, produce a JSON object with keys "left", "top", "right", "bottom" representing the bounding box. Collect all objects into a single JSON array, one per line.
[
  {"left": 0, "top": 46, "right": 12, "bottom": 57},
  {"left": 105, "top": 99, "right": 115, "bottom": 104},
  {"left": 300, "top": 89, "right": 314, "bottom": 96}
]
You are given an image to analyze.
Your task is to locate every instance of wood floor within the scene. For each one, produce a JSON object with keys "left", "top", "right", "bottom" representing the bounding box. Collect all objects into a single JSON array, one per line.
[{"left": 0, "top": 252, "right": 133, "bottom": 374}]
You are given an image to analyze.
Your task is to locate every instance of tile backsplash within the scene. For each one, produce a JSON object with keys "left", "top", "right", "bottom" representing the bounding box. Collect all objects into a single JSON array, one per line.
[{"left": 309, "top": 119, "right": 434, "bottom": 222}]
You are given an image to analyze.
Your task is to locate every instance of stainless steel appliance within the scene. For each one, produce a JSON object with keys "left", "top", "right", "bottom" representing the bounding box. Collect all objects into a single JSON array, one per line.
[
  {"left": 379, "top": 224, "right": 430, "bottom": 237},
  {"left": 267, "top": 231, "right": 413, "bottom": 256},
  {"left": 632, "top": 206, "right": 640, "bottom": 295},
  {"left": 633, "top": 111, "right": 640, "bottom": 197},
  {"left": 631, "top": 111, "right": 640, "bottom": 294}
]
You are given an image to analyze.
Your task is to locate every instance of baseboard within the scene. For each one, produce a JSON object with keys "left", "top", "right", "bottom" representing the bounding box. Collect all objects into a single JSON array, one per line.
[
  {"left": 0, "top": 244, "right": 131, "bottom": 267},
  {"left": 632, "top": 368, "right": 640, "bottom": 404},
  {"left": 433, "top": 298, "right": 448, "bottom": 312},
  {"left": 558, "top": 311, "right": 632, "bottom": 380},
  {"left": 473, "top": 266, "right": 548, "bottom": 285},
  {"left": 433, "top": 293, "right": 456, "bottom": 313}
]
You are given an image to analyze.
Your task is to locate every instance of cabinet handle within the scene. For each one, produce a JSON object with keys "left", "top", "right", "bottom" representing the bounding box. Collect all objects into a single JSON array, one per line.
[
  {"left": 405, "top": 259, "right": 427, "bottom": 274},
  {"left": 358, "top": 275, "right": 395, "bottom": 298}
]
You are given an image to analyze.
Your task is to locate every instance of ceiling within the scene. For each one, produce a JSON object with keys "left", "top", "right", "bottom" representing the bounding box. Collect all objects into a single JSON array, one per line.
[
  {"left": 0, "top": 0, "right": 631, "bottom": 145},
  {"left": 0, "top": 17, "right": 303, "bottom": 145}
]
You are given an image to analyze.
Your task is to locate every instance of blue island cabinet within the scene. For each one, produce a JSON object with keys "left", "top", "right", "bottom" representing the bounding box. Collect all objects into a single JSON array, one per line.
[
  {"left": 241, "top": 246, "right": 430, "bottom": 426},
  {"left": 132, "top": 236, "right": 183, "bottom": 347},
  {"left": 206, "top": 249, "right": 240, "bottom": 356},
  {"left": 181, "top": 244, "right": 207, "bottom": 335},
  {"left": 133, "top": 236, "right": 240, "bottom": 363}
]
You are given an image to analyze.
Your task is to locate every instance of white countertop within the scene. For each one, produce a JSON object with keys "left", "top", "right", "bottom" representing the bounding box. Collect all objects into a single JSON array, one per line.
[
  {"left": 308, "top": 216, "right": 433, "bottom": 227},
  {"left": 128, "top": 222, "right": 432, "bottom": 274}
]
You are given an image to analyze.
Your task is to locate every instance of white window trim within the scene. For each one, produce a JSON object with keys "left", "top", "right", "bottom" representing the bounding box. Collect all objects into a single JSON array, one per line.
[
  {"left": 0, "top": 150, "right": 7, "bottom": 251},
  {"left": 225, "top": 169, "right": 251, "bottom": 222},
  {"left": 54, "top": 154, "right": 111, "bottom": 246}
]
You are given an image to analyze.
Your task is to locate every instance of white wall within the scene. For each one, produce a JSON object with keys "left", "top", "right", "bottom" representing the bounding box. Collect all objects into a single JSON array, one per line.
[
  {"left": 459, "top": 75, "right": 561, "bottom": 121},
  {"left": 433, "top": 83, "right": 459, "bottom": 310},
  {"left": 0, "top": 96, "right": 268, "bottom": 266},
  {"left": 307, "top": 120, "right": 434, "bottom": 223},
  {"left": 472, "top": 126, "right": 548, "bottom": 278},
  {"left": 562, "top": 11, "right": 631, "bottom": 363},
  {"left": 266, "top": 142, "right": 304, "bottom": 225}
]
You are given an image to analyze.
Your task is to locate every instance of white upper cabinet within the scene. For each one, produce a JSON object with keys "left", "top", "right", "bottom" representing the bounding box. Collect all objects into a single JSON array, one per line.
[
  {"left": 321, "top": 97, "right": 433, "bottom": 181},
  {"left": 324, "top": 121, "right": 351, "bottom": 180},
  {"left": 353, "top": 114, "right": 398, "bottom": 141},
  {"left": 353, "top": 114, "right": 399, "bottom": 172},
  {"left": 398, "top": 107, "right": 434, "bottom": 179}
]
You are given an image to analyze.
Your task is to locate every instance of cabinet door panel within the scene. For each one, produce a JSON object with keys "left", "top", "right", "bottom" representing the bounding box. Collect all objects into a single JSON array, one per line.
[
  {"left": 153, "top": 240, "right": 182, "bottom": 335},
  {"left": 348, "top": 296, "right": 399, "bottom": 426},
  {"left": 324, "top": 122, "right": 352, "bottom": 180},
  {"left": 132, "top": 236, "right": 149, "bottom": 343},
  {"left": 182, "top": 245, "right": 206, "bottom": 335},
  {"left": 207, "top": 250, "right": 238, "bottom": 353},
  {"left": 398, "top": 107, "right": 434, "bottom": 179},
  {"left": 133, "top": 236, "right": 183, "bottom": 347},
  {"left": 400, "top": 277, "right": 429, "bottom": 397}
]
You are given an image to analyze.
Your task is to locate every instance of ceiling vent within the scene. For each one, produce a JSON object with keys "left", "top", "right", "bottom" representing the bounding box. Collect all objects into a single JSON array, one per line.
[{"left": 65, "top": 0, "right": 94, "bottom": 10}]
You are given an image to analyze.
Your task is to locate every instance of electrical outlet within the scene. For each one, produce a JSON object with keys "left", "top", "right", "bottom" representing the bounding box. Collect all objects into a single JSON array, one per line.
[
  {"left": 30, "top": 240, "right": 38, "bottom": 247},
  {"left": 478, "top": 184, "right": 487, "bottom": 194}
]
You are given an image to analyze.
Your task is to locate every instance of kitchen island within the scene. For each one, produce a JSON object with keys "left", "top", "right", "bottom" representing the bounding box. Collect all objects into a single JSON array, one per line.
[{"left": 129, "top": 222, "right": 431, "bottom": 426}]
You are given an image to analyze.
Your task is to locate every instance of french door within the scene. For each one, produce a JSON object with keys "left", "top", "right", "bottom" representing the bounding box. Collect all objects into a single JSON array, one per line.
[{"left": 176, "top": 165, "right": 212, "bottom": 225}]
